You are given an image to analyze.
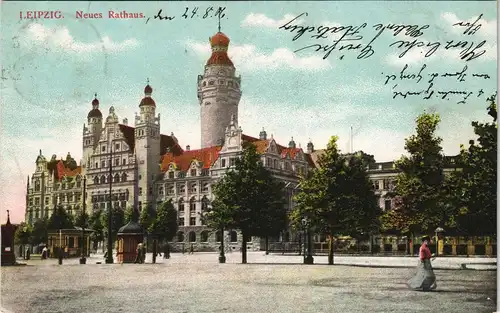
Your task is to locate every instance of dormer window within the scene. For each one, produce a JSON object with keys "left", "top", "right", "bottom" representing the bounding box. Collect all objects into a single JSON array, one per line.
[
  {"left": 190, "top": 169, "right": 197, "bottom": 177},
  {"left": 168, "top": 171, "right": 174, "bottom": 179}
]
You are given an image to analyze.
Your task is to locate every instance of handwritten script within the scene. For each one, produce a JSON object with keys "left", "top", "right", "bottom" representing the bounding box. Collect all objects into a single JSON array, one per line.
[
  {"left": 279, "top": 13, "right": 489, "bottom": 62},
  {"left": 382, "top": 63, "right": 491, "bottom": 104}
]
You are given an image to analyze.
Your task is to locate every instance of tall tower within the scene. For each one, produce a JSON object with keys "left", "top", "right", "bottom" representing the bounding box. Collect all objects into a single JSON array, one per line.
[
  {"left": 82, "top": 94, "right": 103, "bottom": 174},
  {"left": 134, "top": 81, "right": 161, "bottom": 209},
  {"left": 197, "top": 29, "right": 242, "bottom": 148}
]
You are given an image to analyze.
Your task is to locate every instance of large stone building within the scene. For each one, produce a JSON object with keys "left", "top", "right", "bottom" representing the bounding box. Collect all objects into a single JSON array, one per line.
[{"left": 24, "top": 29, "right": 461, "bottom": 252}]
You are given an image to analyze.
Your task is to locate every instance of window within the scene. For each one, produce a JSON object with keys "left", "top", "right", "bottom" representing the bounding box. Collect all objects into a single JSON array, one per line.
[
  {"left": 273, "top": 159, "right": 278, "bottom": 168},
  {"left": 228, "top": 81, "right": 233, "bottom": 87},
  {"left": 35, "top": 198, "right": 40, "bottom": 205},
  {"left": 189, "top": 231, "right": 196, "bottom": 242},
  {"left": 177, "top": 231, "right": 184, "bottom": 242},
  {"left": 201, "top": 231, "right": 209, "bottom": 242},
  {"left": 168, "top": 172, "right": 174, "bottom": 179},
  {"left": 190, "top": 169, "right": 197, "bottom": 177},
  {"left": 189, "top": 197, "right": 196, "bottom": 213},
  {"left": 384, "top": 200, "right": 392, "bottom": 211},
  {"left": 114, "top": 174, "right": 120, "bottom": 183},
  {"left": 179, "top": 185, "right": 185, "bottom": 193},
  {"left": 76, "top": 181, "right": 81, "bottom": 188},
  {"left": 208, "top": 80, "right": 214, "bottom": 85},
  {"left": 190, "top": 183, "right": 197, "bottom": 193},
  {"left": 101, "top": 160, "right": 106, "bottom": 168},
  {"left": 190, "top": 217, "right": 196, "bottom": 226},
  {"left": 285, "top": 162, "right": 291, "bottom": 170},
  {"left": 139, "top": 188, "right": 143, "bottom": 195},
  {"left": 139, "top": 175, "right": 142, "bottom": 180},
  {"left": 115, "top": 158, "right": 119, "bottom": 166},
  {"left": 178, "top": 198, "right": 184, "bottom": 212},
  {"left": 121, "top": 173, "right": 127, "bottom": 182},
  {"left": 167, "top": 185, "right": 174, "bottom": 195},
  {"left": 148, "top": 188, "right": 152, "bottom": 196},
  {"left": 158, "top": 186, "right": 164, "bottom": 195},
  {"left": 230, "top": 231, "right": 238, "bottom": 242},
  {"left": 230, "top": 158, "right": 236, "bottom": 166},
  {"left": 221, "top": 159, "right": 226, "bottom": 167},
  {"left": 123, "top": 158, "right": 126, "bottom": 165},
  {"left": 202, "top": 183, "right": 209, "bottom": 192},
  {"left": 201, "top": 169, "right": 209, "bottom": 176},
  {"left": 201, "top": 196, "right": 209, "bottom": 211},
  {"left": 115, "top": 143, "right": 120, "bottom": 150},
  {"left": 45, "top": 197, "right": 49, "bottom": 205},
  {"left": 178, "top": 217, "right": 185, "bottom": 226},
  {"left": 102, "top": 146, "right": 106, "bottom": 152},
  {"left": 95, "top": 162, "right": 98, "bottom": 169},
  {"left": 34, "top": 181, "right": 40, "bottom": 192}
]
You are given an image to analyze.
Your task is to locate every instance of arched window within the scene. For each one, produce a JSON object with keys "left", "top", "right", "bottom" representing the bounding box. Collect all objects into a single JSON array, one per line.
[
  {"left": 273, "top": 159, "right": 278, "bottom": 169},
  {"left": 100, "top": 176, "right": 106, "bottom": 184},
  {"left": 94, "top": 176, "right": 99, "bottom": 185},
  {"left": 121, "top": 173, "right": 127, "bottom": 182},
  {"left": 201, "top": 196, "right": 209, "bottom": 211},
  {"left": 189, "top": 231, "right": 196, "bottom": 242},
  {"left": 35, "top": 180, "right": 40, "bottom": 192},
  {"left": 177, "top": 231, "right": 184, "bottom": 242},
  {"left": 178, "top": 198, "right": 184, "bottom": 212},
  {"left": 230, "top": 231, "right": 237, "bottom": 243},
  {"left": 114, "top": 174, "right": 120, "bottom": 183},
  {"left": 200, "top": 231, "right": 209, "bottom": 242},
  {"left": 189, "top": 197, "right": 196, "bottom": 213},
  {"left": 215, "top": 230, "right": 222, "bottom": 242}
]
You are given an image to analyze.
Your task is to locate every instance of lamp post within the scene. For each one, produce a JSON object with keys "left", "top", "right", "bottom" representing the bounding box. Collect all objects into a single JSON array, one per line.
[
  {"left": 207, "top": 205, "right": 225, "bottom": 263},
  {"left": 79, "top": 176, "right": 87, "bottom": 264},
  {"left": 105, "top": 144, "right": 114, "bottom": 264},
  {"left": 58, "top": 229, "right": 63, "bottom": 265},
  {"left": 434, "top": 227, "right": 444, "bottom": 257},
  {"left": 302, "top": 217, "right": 314, "bottom": 264}
]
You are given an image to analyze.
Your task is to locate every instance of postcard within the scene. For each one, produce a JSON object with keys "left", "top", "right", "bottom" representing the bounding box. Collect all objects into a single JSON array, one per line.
[{"left": 0, "top": 1, "right": 497, "bottom": 313}]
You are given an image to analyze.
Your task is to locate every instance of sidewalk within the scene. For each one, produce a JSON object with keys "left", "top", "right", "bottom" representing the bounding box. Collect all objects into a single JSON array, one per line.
[{"left": 18, "top": 251, "right": 497, "bottom": 270}]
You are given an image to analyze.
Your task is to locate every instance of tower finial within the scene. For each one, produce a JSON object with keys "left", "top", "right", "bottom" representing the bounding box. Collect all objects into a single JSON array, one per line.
[
  {"left": 218, "top": 13, "right": 221, "bottom": 32},
  {"left": 94, "top": 92, "right": 97, "bottom": 98},
  {"left": 147, "top": 77, "right": 150, "bottom": 85}
]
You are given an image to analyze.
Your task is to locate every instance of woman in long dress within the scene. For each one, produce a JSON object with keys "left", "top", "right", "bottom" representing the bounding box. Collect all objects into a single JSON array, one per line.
[{"left": 407, "top": 236, "right": 437, "bottom": 291}]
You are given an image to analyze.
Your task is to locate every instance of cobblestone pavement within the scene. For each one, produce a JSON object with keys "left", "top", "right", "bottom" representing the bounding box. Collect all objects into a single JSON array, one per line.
[{"left": 2, "top": 253, "right": 497, "bottom": 313}]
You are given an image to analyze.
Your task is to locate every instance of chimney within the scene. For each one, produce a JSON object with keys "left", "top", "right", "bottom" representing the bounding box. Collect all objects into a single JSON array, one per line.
[
  {"left": 186, "top": 145, "right": 190, "bottom": 151},
  {"left": 123, "top": 118, "right": 128, "bottom": 125}
]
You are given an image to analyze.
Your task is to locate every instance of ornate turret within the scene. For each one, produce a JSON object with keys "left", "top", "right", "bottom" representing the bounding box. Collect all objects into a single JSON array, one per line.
[
  {"left": 87, "top": 93, "right": 103, "bottom": 119},
  {"left": 259, "top": 127, "right": 267, "bottom": 140},
  {"left": 288, "top": 137, "right": 296, "bottom": 149},
  {"left": 139, "top": 79, "right": 156, "bottom": 107},
  {"left": 307, "top": 139, "right": 314, "bottom": 153}
]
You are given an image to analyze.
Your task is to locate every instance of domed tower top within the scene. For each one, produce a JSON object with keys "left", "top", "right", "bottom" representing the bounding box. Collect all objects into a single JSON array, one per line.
[
  {"left": 206, "top": 31, "right": 233, "bottom": 67},
  {"left": 87, "top": 93, "right": 103, "bottom": 119},
  {"left": 139, "top": 78, "right": 156, "bottom": 107}
]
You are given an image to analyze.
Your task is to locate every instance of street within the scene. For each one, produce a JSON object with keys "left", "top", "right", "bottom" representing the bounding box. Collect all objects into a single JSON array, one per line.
[{"left": 1, "top": 252, "right": 496, "bottom": 313}]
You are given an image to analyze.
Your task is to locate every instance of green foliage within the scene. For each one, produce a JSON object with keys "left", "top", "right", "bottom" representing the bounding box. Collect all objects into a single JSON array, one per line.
[
  {"left": 388, "top": 112, "right": 447, "bottom": 234},
  {"left": 124, "top": 205, "right": 139, "bottom": 224},
  {"left": 149, "top": 200, "right": 178, "bottom": 242},
  {"left": 101, "top": 206, "right": 125, "bottom": 242},
  {"left": 14, "top": 222, "right": 32, "bottom": 245},
  {"left": 89, "top": 210, "right": 104, "bottom": 244},
  {"left": 207, "top": 143, "right": 287, "bottom": 263},
  {"left": 74, "top": 209, "right": 90, "bottom": 229},
  {"left": 47, "top": 205, "right": 74, "bottom": 231},
  {"left": 139, "top": 204, "right": 155, "bottom": 233},
  {"left": 29, "top": 216, "right": 49, "bottom": 245},
  {"left": 292, "top": 137, "right": 381, "bottom": 236},
  {"left": 291, "top": 136, "right": 380, "bottom": 264},
  {"left": 454, "top": 94, "right": 497, "bottom": 236}
]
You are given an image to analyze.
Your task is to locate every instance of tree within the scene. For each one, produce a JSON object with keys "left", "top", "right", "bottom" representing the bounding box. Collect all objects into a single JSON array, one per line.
[
  {"left": 29, "top": 217, "right": 49, "bottom": 246},
  {"left": 89, "top": 210, "right": 104, "bottom": 251},
  {"left": 388, "top": 112, "right": 448, "bottom": 236},
  {"left": 208, "top": 142, "right": 286, "bottom": 264},
  {"left": 291, "top": 136, "right": 381, "bottom": 265},
  {"left": 149, "top": 200, "right": 178, "bottom": 243},
  {"left": 15, "top": 222, "right": 32, "bottom": 254},
  {"left": 74, "top": 210, "right": 90, "bottom": 229},
  {"left": 101, "top": 206, "right": 124, "bottom": 244},
  {"left": 47, "top": 205, "right": 74, "bottom": 231},
  {"left": 124, "top": 205, "right": 139, "bottom": 224},
  {"left": 454, "top": 94, "right": 497, "bottom": 236}
]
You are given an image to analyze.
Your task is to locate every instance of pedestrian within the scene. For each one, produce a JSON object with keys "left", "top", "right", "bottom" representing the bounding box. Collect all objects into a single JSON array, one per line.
[
  {"left": 407, "top": 236, "right": 437, "bottom": 291},
  {"left": 134, "top": 243, "right": 143, "bottom": 264},
  {"left": 41, "top": 246, "right": 48, "bottom": 260},
  {"left": 163, "top": 243, "right": 170, "bottom": 259},
  {"left": 189, "top": 244, "right": 194, "bottom": 254},
  {"left": 141, "top": 243, "right": 146, "bottom": 263}
]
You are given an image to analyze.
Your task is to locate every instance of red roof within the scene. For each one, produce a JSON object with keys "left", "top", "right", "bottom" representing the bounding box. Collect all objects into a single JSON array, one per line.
[
  {"left": 139, "top": 97, "right": 156, "bottom": 107},
  {"left": 206, "top": 52, "right": 233, "bottom": 66},
  {"left": 160, "top": 146, "right": 222, "bottom": 172},
  {"left": 55, "top": 160, "right": 81, "bottom": 180},
  {"left": 144, "top": 84, "right": 152, "bottom": 94}
]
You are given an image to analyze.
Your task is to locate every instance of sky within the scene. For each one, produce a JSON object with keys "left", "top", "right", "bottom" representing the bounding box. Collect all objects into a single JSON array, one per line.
[{"left": 0, "top": 1, "right": 497, "bottom": 223}]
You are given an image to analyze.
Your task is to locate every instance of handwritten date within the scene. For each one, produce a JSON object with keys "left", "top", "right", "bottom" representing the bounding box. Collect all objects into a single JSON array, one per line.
[{"left": 146, "top": 6, "right": 225, "bottom": 24}]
